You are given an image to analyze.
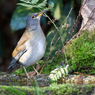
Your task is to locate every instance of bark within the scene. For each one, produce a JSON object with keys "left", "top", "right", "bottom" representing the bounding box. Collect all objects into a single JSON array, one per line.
[{"left": 80, "top": 0, "right": 95, "bottom": 31}]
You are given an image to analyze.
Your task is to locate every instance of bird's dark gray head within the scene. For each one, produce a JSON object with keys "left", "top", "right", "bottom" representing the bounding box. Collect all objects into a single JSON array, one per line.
[{"left": 26, "top": 11, "right": 44, "bottom": 31}]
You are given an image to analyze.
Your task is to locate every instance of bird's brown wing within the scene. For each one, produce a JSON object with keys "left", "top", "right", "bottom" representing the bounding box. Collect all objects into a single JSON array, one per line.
[{"left": 12, "top": 31, "right": 30, "bottom": 57}]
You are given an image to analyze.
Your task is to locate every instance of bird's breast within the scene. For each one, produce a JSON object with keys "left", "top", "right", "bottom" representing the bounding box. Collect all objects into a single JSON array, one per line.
[
  {"left": 19, "top": 32, "right": 46, "bottom": 66},
  {"left": 34, "top": 33, "right": 46, "bottom": 60}
]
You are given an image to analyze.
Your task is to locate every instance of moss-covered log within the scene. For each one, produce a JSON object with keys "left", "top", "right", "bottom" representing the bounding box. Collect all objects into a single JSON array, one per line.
[{"left": 0, "top": 84, "right": 95, "bottom": 95}]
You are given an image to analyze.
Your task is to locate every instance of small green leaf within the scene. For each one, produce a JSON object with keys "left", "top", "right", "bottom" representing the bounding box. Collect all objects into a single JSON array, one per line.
[
  {"left": 50, "top": 2, "right": 54, "bottom": 7},
  {"left": 17, "top": 3, "right": 36, "bottom": 8},
  {"left": 60, "top": 68, "right": 65, "bottom": 74},
  {"left": 30, "top": 0, "right": 39, "bottom": 4},
  {"left": 44, "top": 2, "right": 54, "bottom": 10},
  {"left": 20, "top": 0, "right": 30, "bottom": 3},
  {"left": 57, "top": 71, "right": 61, "bottom": 78},
  {"left": 37, "top": 0, "right": 47, "bottom": 8},
  {"left": 18, "top": 0, "right": 47, "bottom": 9}
]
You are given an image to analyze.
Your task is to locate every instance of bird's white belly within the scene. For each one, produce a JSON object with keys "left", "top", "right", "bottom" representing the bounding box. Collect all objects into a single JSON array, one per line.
[{"left": 19, "top": 40, "right": 45, "bottom": 66}]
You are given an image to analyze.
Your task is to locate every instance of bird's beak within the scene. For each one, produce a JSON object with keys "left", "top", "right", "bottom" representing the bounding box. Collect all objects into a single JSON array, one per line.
[{"left": 37, "top": 10, "right": 46, "bottom": 17}]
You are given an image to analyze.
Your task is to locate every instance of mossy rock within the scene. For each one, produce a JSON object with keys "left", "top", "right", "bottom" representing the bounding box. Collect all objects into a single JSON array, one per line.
[{"left": 65, "top": 30, "right": 95, "bottom": 74}]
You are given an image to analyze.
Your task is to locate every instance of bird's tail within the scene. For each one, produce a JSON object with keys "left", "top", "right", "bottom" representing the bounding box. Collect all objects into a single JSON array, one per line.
[
  {"left": 7, "top": 58, "right": 20, "bottom": 74},
  {"left": 7, "top": 48, "right": 27, "bottom": 74}
]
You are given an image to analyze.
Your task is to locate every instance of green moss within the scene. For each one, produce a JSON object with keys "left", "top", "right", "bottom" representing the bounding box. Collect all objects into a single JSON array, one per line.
[
  {"left": 0, "top": 84, "right": 95, "bottom": 95},
  {"left": 0, "top": 86, "right": 26, "bottom": 95},
  {"left": 65, "top": 30, "right": 95, "bottom": 74}
]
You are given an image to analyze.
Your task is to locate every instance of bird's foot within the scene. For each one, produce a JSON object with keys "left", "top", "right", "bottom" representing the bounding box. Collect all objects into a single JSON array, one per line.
[
  {"left": 27, "top": 71, "right": 36, "bottom": 78},
  {"left": 36, "top": 73, "right": 45, "bottom": 76}
]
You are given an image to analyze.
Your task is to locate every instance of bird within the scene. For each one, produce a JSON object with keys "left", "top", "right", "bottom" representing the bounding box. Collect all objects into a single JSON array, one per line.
[{"left": 7, "top": 10, "right": 46, "bottom": 77}]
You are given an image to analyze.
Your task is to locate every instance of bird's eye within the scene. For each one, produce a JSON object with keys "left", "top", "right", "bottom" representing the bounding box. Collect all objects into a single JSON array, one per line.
[{"left": 31, "top": 16, "right": 35, "bottom": 19}]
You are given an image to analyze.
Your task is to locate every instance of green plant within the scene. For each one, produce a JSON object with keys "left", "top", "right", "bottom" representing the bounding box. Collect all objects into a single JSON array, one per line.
[{"left": 49, "top": 64, "right": 69, "bottom": 81}]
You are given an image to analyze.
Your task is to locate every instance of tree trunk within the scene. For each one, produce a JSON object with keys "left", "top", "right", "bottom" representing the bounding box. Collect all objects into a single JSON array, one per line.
[{"left": 69, "top": 0, "right": 95, "bottom": 42}]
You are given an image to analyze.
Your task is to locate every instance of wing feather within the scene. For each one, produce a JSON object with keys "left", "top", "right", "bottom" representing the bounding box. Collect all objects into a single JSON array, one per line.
[{"left": 12, "top": 31, "right": 31, "bottom": 57}]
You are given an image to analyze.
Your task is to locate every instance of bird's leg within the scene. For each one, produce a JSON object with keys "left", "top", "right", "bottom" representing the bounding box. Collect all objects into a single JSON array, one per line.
[
  {"left": 31, "top": 63, "right": 45, "bottom": 76},
  {"left": 23, "top": 66, "right": 30, "bottom": 79},
  {"left": 31, "top": 65, "right": 40, "bottom": 76}
]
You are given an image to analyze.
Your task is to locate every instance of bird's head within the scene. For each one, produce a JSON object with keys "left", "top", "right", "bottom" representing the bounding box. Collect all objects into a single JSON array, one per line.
[{"left": 26, "top": 10, "right": 45, "bottom": 31}]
